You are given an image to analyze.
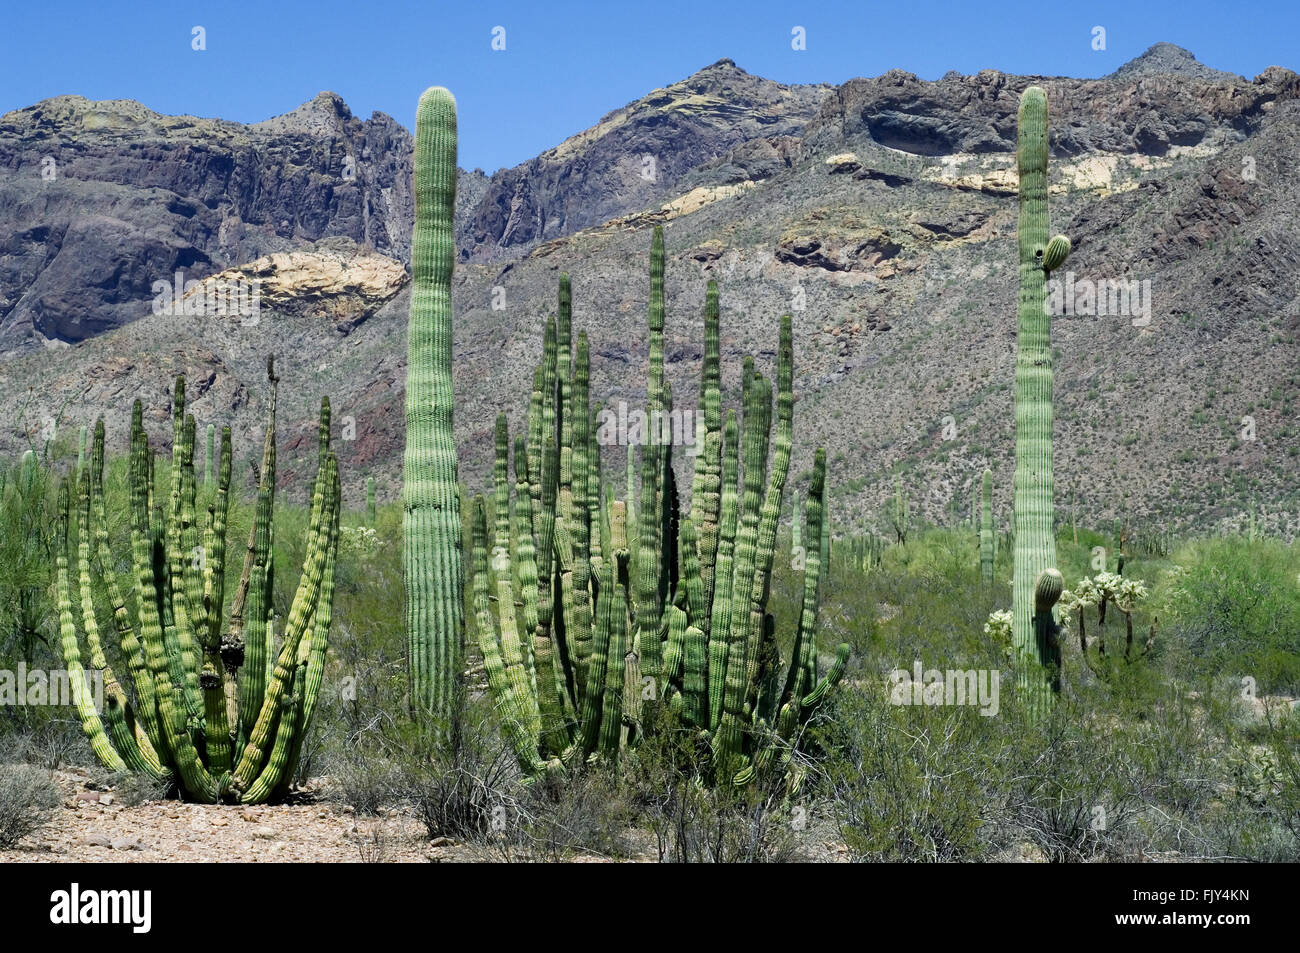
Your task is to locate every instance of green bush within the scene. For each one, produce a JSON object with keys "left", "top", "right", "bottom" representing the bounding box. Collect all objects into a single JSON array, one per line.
[
  {"left": 0, "top": 763, "right": 59, "bottom": 848},
  {"left": 1158, "top": 537, "right": 1300, "bottom": 694}
]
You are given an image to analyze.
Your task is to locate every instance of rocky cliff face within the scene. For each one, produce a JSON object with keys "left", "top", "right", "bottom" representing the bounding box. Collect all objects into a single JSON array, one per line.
[
  {"left": 0, "top": 92, "right": 417, "bottom": 351},
  {"left": 0, "top": 59, "right": 828, "bottom": 353},
  {"left": 1, "top": 45, "right": 1298, "bottom": 532},
  {"left": 460, "top": 59, "right": 831, "bottom": 260}
]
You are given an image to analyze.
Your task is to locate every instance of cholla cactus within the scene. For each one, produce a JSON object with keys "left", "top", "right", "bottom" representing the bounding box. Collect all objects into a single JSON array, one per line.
[
  {"left": 984, "top": 609, "right": 1015, "bottom": 660},
  {"left": 1066, "top": 572, "right": 1155, "bottom": 678}
]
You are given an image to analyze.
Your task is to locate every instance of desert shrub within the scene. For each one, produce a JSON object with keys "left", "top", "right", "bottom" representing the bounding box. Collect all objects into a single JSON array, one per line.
[
  {"left": 993, "top": 687, "right": 1154, "bottom": 862},
  {"left": 1157, "top": 537, "right": 1300, "bottom": 694},
  {"left": 403, "top": 714, "right": 521, "bottom": 842},
  {"left": 820, "top": 683, "right": 1000, "bottom": 861},
  {"left": 0, "top": 716, "right": 92, "bottom": 771},
  {"left": 0, "top": 763, "right": 59, "bottom": 847},
  {"left": 511, "top": 768, "right": 636, "bottom": 862},
  {"left": 109, "top": 770, "right": 173, "bottom": 807},
  {"left": 615, "top": 713, "right": 809, "bottom": 863}
]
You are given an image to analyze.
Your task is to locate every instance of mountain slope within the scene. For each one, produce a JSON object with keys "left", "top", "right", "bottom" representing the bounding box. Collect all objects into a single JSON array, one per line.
[{"left": 0, "top": 46, "right": 1298, "bottom": 537}]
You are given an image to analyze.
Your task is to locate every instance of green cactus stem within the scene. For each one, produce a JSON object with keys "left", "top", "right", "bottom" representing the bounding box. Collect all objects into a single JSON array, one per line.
[
  {"left": 980, "top": 469, "right": 994, "bottom": 585},
  {"left": 403, "top": 86, "right": 465, "bottom": 731},
  {"left": 1012, "top": 86, "right": 1069, "bottom": 718}
]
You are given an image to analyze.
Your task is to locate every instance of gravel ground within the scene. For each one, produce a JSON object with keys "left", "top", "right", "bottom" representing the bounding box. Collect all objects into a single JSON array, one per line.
[
  {"left": 1, "top": 769, "right": 487, "bottom": 863},
  {"left": 2, "top": 768, "right": 853, "bottom": 864}
]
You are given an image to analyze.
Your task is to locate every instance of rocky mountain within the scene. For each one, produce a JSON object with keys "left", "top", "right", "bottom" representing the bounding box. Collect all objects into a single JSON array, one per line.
[
  {"left": 1107, "top": 41, "right": 1245, "bottom": 83},
  {"left": 0, "top": 59, "right": 826, "bottom": 352},
  {"left": 0, "top": 44, "right": 1297, "bottom": 535}
]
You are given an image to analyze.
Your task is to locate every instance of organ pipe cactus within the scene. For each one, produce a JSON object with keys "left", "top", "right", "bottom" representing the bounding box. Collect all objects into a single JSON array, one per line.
[
  {"left": 55, "top": 362, "right": 341, "bottom": 803},
  {"left": 403, "top": 86, "right": 464, "bottom": 729},
  {"left": 1012, "top": 86, "right": 1070, "bottom": 718},
  {"left": 979, "top": 469, "right": 994, "bottom": 584},
  {"left": 470, "top": 226, "right": 849, "bottom": 788}
]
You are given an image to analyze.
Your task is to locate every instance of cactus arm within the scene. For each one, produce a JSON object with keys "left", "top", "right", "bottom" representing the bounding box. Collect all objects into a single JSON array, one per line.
[
  {"left": 741, "top": 316, "right": 794, "bottom": 702},
  {"left": 74, "top": 469, "right": 154, "bottom": 774},
  {"left": 716, "top": 363, "right": 770, "bottom": 772},
  {"left": 706, "top": 412, "right": 739, "bottom": 732},
  {"left": 576, "top": 558, "right": 614, "bottom": 757},
  {"left": 267, "top": 455, "right": 341, "bottom": 803},
  {"left": 200, "top": 427, "right": 234, "bottom": 774},
  {"left": 132, "top": 427, "right": 218, "bottom": 801},
  {"left": 800, "top": 642, "right": 850, "bottom": 711},
  {"left": 236, "top": 364, "right": 278, "bottom": 744},
  {"left": 56, "top": 481, "right": 128, "bottom": 773},
  {"left": 660, "top": 603, "right": 689, "bottom": 699},
  {"left": 692, "top": 280, "right": 723, "bottom": 619},
  {"left": 232, "top": 455, "right": 336, "bottom": 792},
  {"left": 89, "top": 417, "right": 166, "bottom": 773},
  {"left": 204, "top": 422, "right": 214, "bottom": 486},
  {"left": 161, "top": 382, "right": 203, "bottom": 728},
  {"left": 471, "top": 498, "right": 546, "bottom": 775},
  {"left": 567, "top": 334, "right": 595, "bottom": 699},
  {"left": 599, "top": 554, "right": 630, "bottom": 757},
  {"left": 783, "top": 449, "right": 826, "bottom": 706}
]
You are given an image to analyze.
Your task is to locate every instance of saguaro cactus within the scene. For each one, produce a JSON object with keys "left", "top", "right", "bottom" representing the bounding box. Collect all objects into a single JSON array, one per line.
[
  {"left": 403, "top": 86, "right": 464, "bottom": 729},
  {"left": 1012, "top": 86, "right": 1069, "bottom": 717},
  {"left": 979, "top": 469, "right": 994, "bottom": 584}
]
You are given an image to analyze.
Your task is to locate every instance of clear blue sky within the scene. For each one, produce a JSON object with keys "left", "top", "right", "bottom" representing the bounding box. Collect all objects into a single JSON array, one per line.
[{"left": 1, "top": 1, "right": 1294, "bottom": 173}]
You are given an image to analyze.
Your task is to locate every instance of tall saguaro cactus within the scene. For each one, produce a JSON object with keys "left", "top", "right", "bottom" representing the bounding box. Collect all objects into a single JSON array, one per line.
[
  {"left": 403, "top": 86, "right": 464, "bottom": 729},
  {"left": 1012, "top": 86, "right": 1069, "bottom": 718},
  {"left": 979, "top": 469, "right": 994, "bottom": 584}
]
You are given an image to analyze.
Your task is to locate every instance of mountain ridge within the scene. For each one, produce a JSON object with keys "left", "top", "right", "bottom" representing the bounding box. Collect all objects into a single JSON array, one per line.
[{"left": 0, "top": 44, "right": 1297, "bottom": 537}]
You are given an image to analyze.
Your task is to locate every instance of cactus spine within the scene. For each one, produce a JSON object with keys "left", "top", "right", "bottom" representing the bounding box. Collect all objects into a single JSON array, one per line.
[
  {"left": 1012, "top": 86, "right": 1069, "bottom": 718},
  {"left": 403, "top": 86, "right": 464, "bottom": 730},
  {"left": 979, "top": 469, "right": 994, "bottom": 584}
]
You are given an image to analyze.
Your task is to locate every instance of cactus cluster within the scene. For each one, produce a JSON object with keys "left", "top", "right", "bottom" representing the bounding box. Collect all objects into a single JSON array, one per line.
[
  {"left": 1011, "top": 86, "right": 1069, "bottom": 717},
  {"left": 470, "top": 227, "right": 849, "bottom": 788},
  {"left": 56, "top": 360, "right": 341, "bottom": 803},
  {"left": 842, "top": 533, "right": 885, "bottom": 574}
]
